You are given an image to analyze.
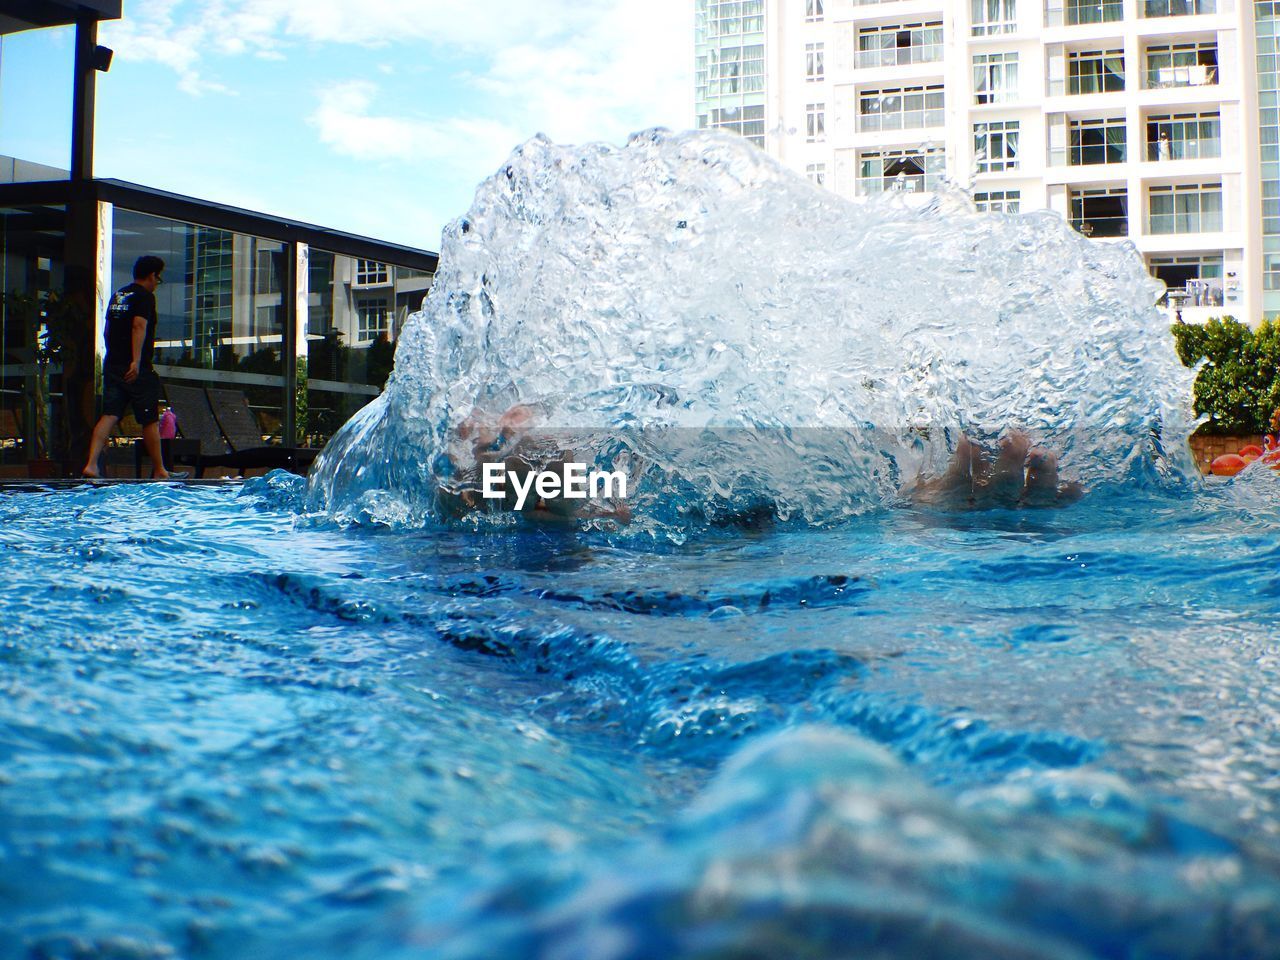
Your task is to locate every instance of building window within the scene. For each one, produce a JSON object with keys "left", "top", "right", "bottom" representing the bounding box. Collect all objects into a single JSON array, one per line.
[
  {"left": 705, "top": 0, "right": 765, "bottom": 38},
  {"left": 1149, "top": 254, "right": 1224, "bottom": 305},
  {"left": 355, "top": 259, "right": 389, "bottom": 285},
  {"left": 859, "top": 85, "right": 945, "bottom": 132},
  {"left": 807, "top": 102, "right": 826, "bottom": 142},
  {"left": 1068, "top": 50, "right": 1125, "bottom": 94},
  {"left": 972, "top": 0, "right": 1017, "bottom": 36},
  {"left": 254, "top": 303, "right": 280, "bottom": 335},
  {"left": 1071, "top": 186, "right": 1128, "bottom": 236},
  {"left": 806, "top": 0, "right": 824, "bottom": 22},
  {"left": 857, "top": 22, "right": 944, "bottom": 68},
  {"left": 1266, "top": 252, "right": 1280, "bottom": 292},
  {"left": 1147, "top": 112, "right": 1221, "bottom": 160},
  {"left": 1146, "top": 42, "right": 1218, "bottom": 88},
  {"left": 1149, "top": 183, "right": 1223, "bottom": 234},
  {"left": 1058, "top": 0, "right": 1123, "bottom": 24},
  {"left": 974, "top": 190, "right": 1021, "bottom": 213},
  {"left": 708, "top": 44, "right": 766, "bottom": 95},
  {"left": 357, "top": 298, "right": 391, "bottom": 342},
  {"left": 708, "top": 104, "right": 766, "bottom": 146},
  {"left": 255, "top": 248, "right": 281, "bottom": 295},
  {"left": 858, "top": 147, "right": 946, "bottom": 195},
  {"left": 1069, "top": 117, "right": 1126, "bottom": 165},
  {"left": 975, "top": 120, "right": 1020, "bottom": 172},
  {"left": 974, "top": 52, "right": 1018, "bottom": 104},
  {"left": 806, "top": 42, "right": 825, "bottom": 81},
  {"left": 806, "top": 163, "right": 827, "bottom": 186},
  {"left": 1143, "top": 0, "right": 1216, "bottom": 16}
]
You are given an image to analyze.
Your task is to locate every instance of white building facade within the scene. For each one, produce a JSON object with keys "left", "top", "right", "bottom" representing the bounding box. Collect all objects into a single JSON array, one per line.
[{"left": 696, "top": 0, "right": 1280, "bottom": 324}]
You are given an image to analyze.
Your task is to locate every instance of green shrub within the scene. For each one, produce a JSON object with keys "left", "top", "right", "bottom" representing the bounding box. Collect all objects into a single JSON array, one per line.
[{"left": 1171, "top": 317, "right": 1280, "bottom": 435}]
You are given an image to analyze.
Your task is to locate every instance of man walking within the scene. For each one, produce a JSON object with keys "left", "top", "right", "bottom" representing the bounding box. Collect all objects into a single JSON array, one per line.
[{"left": 82, "top": 255, "right": 179, "bottom": 480}]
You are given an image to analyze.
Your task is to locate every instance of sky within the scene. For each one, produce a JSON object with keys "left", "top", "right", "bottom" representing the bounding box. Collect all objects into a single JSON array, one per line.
[{"left": 0, "top": 0, "right": 695, "bottom": 250}]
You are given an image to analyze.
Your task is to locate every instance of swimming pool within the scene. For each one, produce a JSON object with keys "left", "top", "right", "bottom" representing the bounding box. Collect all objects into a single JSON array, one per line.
[
  {"left": 7, "top": 129, "right": 1279, "bottom": 958},
  {"left": 2, "top": 473, "right": 1279, "bottom": 958}
]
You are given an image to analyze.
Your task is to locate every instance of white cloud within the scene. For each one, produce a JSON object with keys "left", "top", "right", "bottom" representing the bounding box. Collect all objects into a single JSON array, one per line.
[
  {"left": 310, "top": 80, "right": 519, "bottom": 169},
  {"left": 104, "top": 0, "right": 693, "bottom": 134}
]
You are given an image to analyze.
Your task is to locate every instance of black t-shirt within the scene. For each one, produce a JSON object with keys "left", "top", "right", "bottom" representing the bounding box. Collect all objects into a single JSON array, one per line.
[{"left": 104, "top": 283, "right": 157, "bottom": 374}]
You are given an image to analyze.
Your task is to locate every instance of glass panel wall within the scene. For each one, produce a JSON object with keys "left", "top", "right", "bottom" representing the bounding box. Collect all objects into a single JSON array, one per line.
[
  {"left": 1071, "top": 186, "right": 1129, "bottom": 236},
  {"left": 1069, "top": 117, "right": 1127, "bottom": 165},
  {"left": 110, "top": 209, "right": 288, "bottom": 458},
  {"left": 0, "top": 28, "right": 74, "bottom": 181},
  {"left": 1143, "top": 0, "right": 1216, "bottom": 16},
  {"left": 0, "top": 204, "right": 67, "bottom": 471},
  {"left": 301, "top": 249, "right": 431, "bottom": 447},
  {"left": 1068, "top": 50, "right": 1125, "bottom": 94},
  {"left": 1146, "top": 112, "right": 1221, "bottom": 160}
]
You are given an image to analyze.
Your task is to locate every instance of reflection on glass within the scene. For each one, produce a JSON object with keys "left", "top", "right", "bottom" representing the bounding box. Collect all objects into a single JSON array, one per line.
[
  {"left": 0, "top": 28, "right": 74, "bottom": 180},
  {"left": 302, "top": 250, "right": 432, "bottom": 447},
  {"left": 0, "top": 205, "right": 67, "bottom": 467},
  {"left": 111, "top": 209, "right": 288, "bottom": 445}
]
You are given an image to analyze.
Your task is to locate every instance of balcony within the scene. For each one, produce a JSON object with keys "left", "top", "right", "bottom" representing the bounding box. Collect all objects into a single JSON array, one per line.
[
  {"left": 1045, "top": 1, "right": 1123, "bottom": 26},
  {"left": 1071, "top": 189, "right": 1128, "bottom": 236},
  {"left": 855, "top": 43, "right": 943, "bottom": 69},
  {"left": 1069, "top": 131, "right": 1126, "bottom": 166},
  {"left": 1146, "top": 133, "right": 1220, "bottom": 161},
  {"left": 857, "top": 171, "right": 945, "bottom": 195},
  {"left": 1149, "top": 189, "right": 1223, "bottom": 234},
  {"left": 1142, "top": 0, "right": 1216, "bottom": 16},
  {"left": 1145, "top": 63, "right": 1217, "bottom": 89},
  {"left": 1054, "top": 52, "right": 1125, "bottom": 95},
  {"left": 858, "top": 108, "right": 946, "bottom": 133}
]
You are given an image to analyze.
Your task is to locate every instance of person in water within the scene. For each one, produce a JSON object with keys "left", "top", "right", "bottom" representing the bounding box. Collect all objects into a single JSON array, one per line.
[
  {"left": 907, "top": 429, "right": 1083, "bottom": 509},
  {"left": 439, "top": 402, "right": 631, "bottom": 524},
  {"left": 1265, "top": 406, "right": 1280, "bottom": 452}
]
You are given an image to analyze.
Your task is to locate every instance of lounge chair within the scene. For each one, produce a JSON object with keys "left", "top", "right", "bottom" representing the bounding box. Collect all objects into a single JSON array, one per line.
[
  {"left": 164, "top": 383, "right": 318, "bottom": 478},
  {"left": 206, "top": 387, "right": 319, "bottom": 475},
  {"left": 0, "top": 407, "right": 23, "bottom": 452}
]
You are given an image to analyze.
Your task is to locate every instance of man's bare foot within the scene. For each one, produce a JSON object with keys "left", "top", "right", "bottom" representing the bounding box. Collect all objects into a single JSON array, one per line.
[{"left": 81, "top": 466, "right": 102, "bottom": 480}]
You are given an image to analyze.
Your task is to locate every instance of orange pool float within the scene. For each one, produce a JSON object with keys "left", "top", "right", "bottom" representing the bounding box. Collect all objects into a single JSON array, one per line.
[
  {"left": 1211, "top": 454, "right": 1248, "bottom": 476},
  {"left": 1239, "top": 444, "right": 1264, "bottom": 458}
]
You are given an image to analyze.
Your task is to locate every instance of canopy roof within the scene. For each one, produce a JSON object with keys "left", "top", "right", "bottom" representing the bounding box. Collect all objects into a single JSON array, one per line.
[{"left": 0, "top": 1, "right": 121, "bottom": 35}]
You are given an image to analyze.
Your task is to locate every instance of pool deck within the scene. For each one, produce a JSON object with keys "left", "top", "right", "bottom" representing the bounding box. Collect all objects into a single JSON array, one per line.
[{"left": 0, "top": 478, "right": 243, "bottom": 492}]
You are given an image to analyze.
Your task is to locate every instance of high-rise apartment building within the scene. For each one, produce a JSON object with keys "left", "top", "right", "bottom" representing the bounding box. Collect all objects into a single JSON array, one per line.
[{"left": 695, "top": 0, "right": 1280, "bottom": 323}]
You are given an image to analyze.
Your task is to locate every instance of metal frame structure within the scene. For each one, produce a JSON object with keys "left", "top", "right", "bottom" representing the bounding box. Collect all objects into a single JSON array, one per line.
[{"left": 0, "top": 2, "right": 440, "bottom": 473}]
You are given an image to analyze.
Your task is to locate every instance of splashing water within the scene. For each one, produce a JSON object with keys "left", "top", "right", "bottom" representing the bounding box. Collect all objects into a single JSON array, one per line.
[{"left": 308, "top": 130, "right": 1197, "bottom": 536}]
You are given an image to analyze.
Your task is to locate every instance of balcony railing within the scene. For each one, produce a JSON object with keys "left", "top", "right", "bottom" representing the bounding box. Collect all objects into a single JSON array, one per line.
[
  {"left": 1149, "top": 210, "right": 1223, "bottom": 234},
  {"left": 1071, "top": 215, "right": 1128, "bottom": 237},
  {"left": 1069, "top": 142, "right": 1126, "bottom": 165},
  {"left": 1145, "top": 64, "right": 1217, "bottom": 88},
  {"left": 858, "top": 108, "right": 946, "bottom": 132},
  {"left": 1142, "top": 0, "right": 1216, "bottom": 16},
  {"left": 1158, "top": 282, "right": 1223, "bottom": 308},
  {"left": 857, "top": 173, "right": 945, "bottom": 195},
  {"left": 1147, "top": 136, "right": 1221, "bottom": 160},
  {"left": 856, "top": 44, "right": 943, "bottom": 68},
  {"left": 1045, "top": 2, "right": 1123, "bottom": 25}
]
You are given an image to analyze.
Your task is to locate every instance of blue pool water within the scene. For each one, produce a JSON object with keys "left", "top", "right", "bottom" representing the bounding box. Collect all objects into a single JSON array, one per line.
[{"left": 3, "top": 473, "right": 1280, "bottom": 959}]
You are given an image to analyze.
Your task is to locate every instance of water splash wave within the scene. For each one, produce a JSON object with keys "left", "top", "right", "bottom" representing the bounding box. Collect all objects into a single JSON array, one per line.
[{"left": 309, "top": 129, "right": 1196, "bottom": 535}]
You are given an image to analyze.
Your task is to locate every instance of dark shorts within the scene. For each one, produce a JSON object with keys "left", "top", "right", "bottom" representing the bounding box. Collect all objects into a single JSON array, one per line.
[{"left": 102, "top": 368, "right": 161, "bottom": 426}]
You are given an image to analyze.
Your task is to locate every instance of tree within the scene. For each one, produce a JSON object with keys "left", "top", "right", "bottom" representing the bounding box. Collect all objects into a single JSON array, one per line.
[{"left": 1171, "top": 317, "right": 1280, "bottom": 434}]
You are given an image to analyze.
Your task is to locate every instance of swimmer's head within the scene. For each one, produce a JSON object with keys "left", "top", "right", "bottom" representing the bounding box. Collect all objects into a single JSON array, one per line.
[{"left": 497, "top": 404, "right": 536, "bottom": 440}]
